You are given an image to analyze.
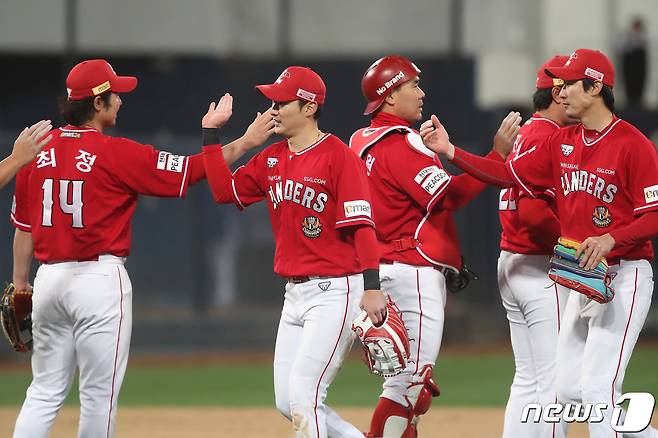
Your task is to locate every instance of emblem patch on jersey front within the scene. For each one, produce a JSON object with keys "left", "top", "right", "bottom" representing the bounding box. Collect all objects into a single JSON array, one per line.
[
  {"left": 644, "top": 184, "right": 658, "bottom": 204},
  {"left": 414, "top": 165, "right": 449, "bottom": 195},
  {"left": 302, "top": 216, "right": 322, "bottom": 238},
  {"left": 592, "top": 206, "right": 612, "bottom": 227},
  {"left": 560, "top": 144, "right": 574, "bottom": 156},
  {"left": 267, "top": 157, "right": 278, "bottom": 168},
  {"left": 344, "top": 200, "right": 372, "bottom": 218},
  {"left": 156, "top": 151, "right": 184, "bottom": 173}
]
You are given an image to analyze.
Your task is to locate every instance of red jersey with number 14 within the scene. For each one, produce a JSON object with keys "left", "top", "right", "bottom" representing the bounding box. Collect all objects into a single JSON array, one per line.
[
  {"left": 507, "top": 117, "right": 658, "bottom": 261},
  {"left": 11, "top": 125, "right": 197, "bottom": 262},
  {"left": 499, "top": 114, "right": 560, "bottom": 254}
]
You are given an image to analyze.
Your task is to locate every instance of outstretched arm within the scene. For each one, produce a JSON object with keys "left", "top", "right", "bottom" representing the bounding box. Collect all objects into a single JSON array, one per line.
[
  {"left": 420, "top": 114, "right": 518, "bottom": 188},
  {"left": 203, "top": 104, "right": 275, "bottom": 166},
  {"left": 440, "top": 149, "right": 504, "bottom": 210}
]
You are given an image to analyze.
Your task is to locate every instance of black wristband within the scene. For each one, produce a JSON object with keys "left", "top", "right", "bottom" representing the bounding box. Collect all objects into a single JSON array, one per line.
[
  {"left": 363, "top": 269, "right": 380, "bottom": 290},
  {"left": 202, "top": 128, "right": 220, "bottom": 146}
]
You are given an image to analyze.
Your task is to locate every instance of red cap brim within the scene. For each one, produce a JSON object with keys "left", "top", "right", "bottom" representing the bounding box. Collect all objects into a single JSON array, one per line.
[
  {"left": 255, "top": 84, "right": 297, "bottom": 102},
  {"left": 112, "top": 76, "right": 138, "bottom": 94},
  {"left": 545, "top": 67, "right": 582, "bottom": 82},
  {"left": 363, "top": 97, "right": 385, "bottom": 115}
]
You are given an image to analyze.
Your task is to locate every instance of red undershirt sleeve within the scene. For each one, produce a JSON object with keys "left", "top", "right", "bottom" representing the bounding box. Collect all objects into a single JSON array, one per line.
[
  {"left": 451, "top": 146, "right": 514, "bottom": 188},
  {"left": 440, "top": 149, "right": 504, "bottom": 210},
  {"left": 609, "top": 210, "right": 658, "bottom": 248}
]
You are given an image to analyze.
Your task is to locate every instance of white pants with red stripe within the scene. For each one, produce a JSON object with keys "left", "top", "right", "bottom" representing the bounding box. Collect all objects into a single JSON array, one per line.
[
  {"left": 378, "top": 262, "right": 447, "bottom": 408},
  {"left": 13, "top": 256, "right": 132, "bottom": 438},
  {"left": 557, "top": 259, "right": 657, "bottom": 438},
  {"left": 274, "top": 274, "right": 364, "bottom": 438},
  {"left": 498, "top": 250, "right": 569, "bottom": 438}
]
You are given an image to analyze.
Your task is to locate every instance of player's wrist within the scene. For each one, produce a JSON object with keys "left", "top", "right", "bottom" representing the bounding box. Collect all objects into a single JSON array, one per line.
[
  {"left": 201, "top": 127, "right": 220, "bottom": 146},
  {"left": 4, "top": 153, "right": 23, "bottom": 171},
  {"left": 363, "top": 268, "right": 380, "bottom": 290},
  {"left": 446, "top": 142, "right": 456, "bottom": 160}
]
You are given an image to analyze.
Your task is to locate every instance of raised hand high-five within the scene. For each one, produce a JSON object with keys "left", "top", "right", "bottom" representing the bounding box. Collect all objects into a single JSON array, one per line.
[{"left": 202, "top": 93, "right": 233, "bottom": 129}]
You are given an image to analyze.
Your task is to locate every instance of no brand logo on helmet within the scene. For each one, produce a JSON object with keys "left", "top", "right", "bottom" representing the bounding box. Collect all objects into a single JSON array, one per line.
[{"left": 376, "top": 71, "right": 405, "bottom": 96}]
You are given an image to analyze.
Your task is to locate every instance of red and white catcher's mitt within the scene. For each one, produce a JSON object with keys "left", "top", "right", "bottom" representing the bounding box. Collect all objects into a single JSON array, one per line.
[{"left": 352, "top": 301, "right": 410, "bottom": 377}]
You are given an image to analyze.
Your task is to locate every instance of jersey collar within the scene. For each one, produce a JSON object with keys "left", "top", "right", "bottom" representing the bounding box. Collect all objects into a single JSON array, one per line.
[
  {"left": 581, "top": 115, "right": 620, "bottom": 146},
  {"left": 370, "top": 111, "right": 412, "bottom": 128},
  {"left": 530, "top": 113, "right": 560, "bottom": 129},
  {"left": 62, "top": 124, "right": 99, "bottom": 133}
]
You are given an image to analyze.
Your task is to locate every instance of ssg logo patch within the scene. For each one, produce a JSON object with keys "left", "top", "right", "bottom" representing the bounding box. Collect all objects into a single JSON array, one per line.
[
  {"left": 267, "top": 157, "right": 278, "bottom": 168},
  {"left": 561, "top": 144, "right": 574, "bottom": 156}
]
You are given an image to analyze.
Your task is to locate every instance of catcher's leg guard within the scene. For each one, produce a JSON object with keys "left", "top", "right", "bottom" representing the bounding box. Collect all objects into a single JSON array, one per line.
[
  {"left": 405, "top": 365, "right": 440, "bottom": 417},
  {"left": 367, "top": 396, "right": 413, "bottom": 438}
]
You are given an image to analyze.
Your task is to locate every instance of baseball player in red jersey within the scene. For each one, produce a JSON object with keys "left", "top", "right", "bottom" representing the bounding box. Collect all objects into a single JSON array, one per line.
[
  {"left": 8, "top": 59, "right": 265, "bottom": 438},
  {"left": 497, "top": 55, "right": 573, "bottom": 438},
  {"left": 202, "top": 66, "right": 387, "bottom": 438},
  {"left": 0, "top": 120, "right": 53, "bottom": 189},
  {"left": 422, "top": 49, "right": 658, "bottom": 437},
  {"left": 349, "top": 55, "right": 520, "bottom": 438}
]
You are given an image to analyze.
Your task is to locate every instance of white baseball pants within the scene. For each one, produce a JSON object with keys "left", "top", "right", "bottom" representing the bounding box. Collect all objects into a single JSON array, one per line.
[
  {"left": 13, "top": 255, "right": 132, "bottom": 438},
  {"left": 274, "top": 274, "right": 364, "bottom": 438},
  {"left": 498, "top": 250, "right": 569, "bottom": 438},
  {"left": 378, "top": 262, "right": 447, "bottom": 408},
  {"left": 556, "top": 259, "right": 657, "bottom": 438}
]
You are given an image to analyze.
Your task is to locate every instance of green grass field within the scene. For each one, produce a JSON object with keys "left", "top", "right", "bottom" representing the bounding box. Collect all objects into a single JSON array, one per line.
[{"left": 1, "top": 347, "right": 656, "bottom": 407}]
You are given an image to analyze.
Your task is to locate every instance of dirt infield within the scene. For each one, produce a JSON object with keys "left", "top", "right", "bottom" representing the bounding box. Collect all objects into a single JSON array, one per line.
[{"left": 0, "top": 406, "right": 604, "bottom": 437}]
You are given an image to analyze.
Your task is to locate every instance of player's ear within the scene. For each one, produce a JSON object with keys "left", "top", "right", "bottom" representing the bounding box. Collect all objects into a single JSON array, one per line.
[
  {"left": 590, "top": 81, "right": 604, "bottom": 97},
  {"left": 551, "top": 86, "right": 562, "bottom": 103},
  {"left": 384, "top": 91, "right": 396, "bottom": 106},
  {"left": 305, "top": 101, "right": 318, "bottom": 116},
  {"left": 92, "top": 95, "right": 105, "bottom": 112}
]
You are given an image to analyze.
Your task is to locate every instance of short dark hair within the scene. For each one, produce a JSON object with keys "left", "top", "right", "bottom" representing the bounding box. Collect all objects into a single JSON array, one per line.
[
  {"left": 297, "top": 100, "right": 322, "bottom": 120},
  {"left": 58, "top": 92, "right": 112, "bottom": 126},
  {"left": 532, "top": 88, "right": 555, "bottom": 112},
  {"left": 581, "top": 78, "right": 615, "bottom": 112}
]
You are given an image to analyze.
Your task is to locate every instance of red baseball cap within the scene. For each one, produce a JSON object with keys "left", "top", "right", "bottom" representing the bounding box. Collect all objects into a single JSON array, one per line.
[
  {"left": 255, "top": 66, "right": 326, "bottom": 104},
  {"left": 66, "top": 59, "right": 138, "bottom": 101},
  {"left": 545, "top": 49, "right": 615, "bottom": 87},
  {"left": 536, "top": 55, "right": 569, "bottom": 89}
]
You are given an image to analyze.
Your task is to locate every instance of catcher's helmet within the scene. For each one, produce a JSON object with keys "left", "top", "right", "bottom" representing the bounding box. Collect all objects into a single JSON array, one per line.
[{"left": 361, "top": 55, "right": 421, "bottom": 115}]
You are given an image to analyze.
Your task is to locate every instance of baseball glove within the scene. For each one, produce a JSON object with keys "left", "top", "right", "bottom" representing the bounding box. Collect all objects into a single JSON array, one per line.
[
  {"left": 0, "top": 283, "right": 33, "bottom": 352},
  {"left": 548, "top": 238, "right": 614, "bottom": 304},
  {"left": 352, "top": 300, "right": 410, "bottom": 378}
]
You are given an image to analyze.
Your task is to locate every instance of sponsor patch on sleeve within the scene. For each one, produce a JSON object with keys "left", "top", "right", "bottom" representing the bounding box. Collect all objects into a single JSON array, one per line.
[
  {"left": 414, "top": 165, "right": 449, "bottom": 195},
  {"left": 643, "top": 184, "right": 658, "bottom": 203},
  {"left": 156, "top": 151, "right": 184, "bottom": 173},
  {"left": 343, "top": 200, "right": 372, "bottom": 218}
]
